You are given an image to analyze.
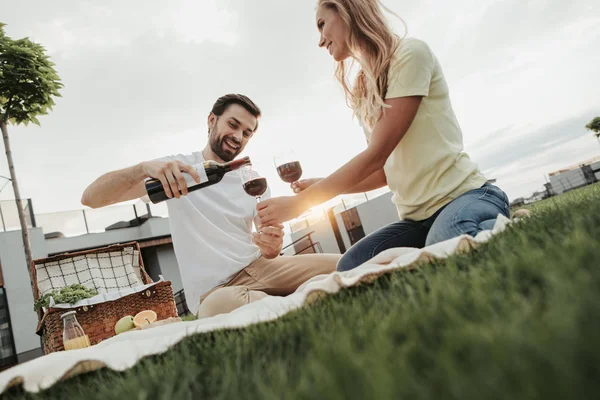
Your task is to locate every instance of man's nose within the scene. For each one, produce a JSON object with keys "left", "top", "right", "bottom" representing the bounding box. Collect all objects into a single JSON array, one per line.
[{"left": 231, "top": 131, "right": 242, "bottom": 143}]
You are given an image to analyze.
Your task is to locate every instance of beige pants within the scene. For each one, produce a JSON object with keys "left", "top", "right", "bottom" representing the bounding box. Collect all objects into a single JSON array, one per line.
[{"left": 196, "top": 253, "right": 341, "bottom": 318}]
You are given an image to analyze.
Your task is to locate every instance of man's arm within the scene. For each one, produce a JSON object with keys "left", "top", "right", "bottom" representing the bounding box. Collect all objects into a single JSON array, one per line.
[
  {"left": 81, "top": 159, "right": 201, "bottom": 209},
  {"left": 81, "top": 163, "right": 147, "bottom": 208}
]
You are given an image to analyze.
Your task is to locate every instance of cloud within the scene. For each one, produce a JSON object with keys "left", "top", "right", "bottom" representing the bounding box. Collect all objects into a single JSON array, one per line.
[
  {"left": 3, "top": 0, "right": 239, "bottom": 53},
  {"left": 466, "top": 110, "right": 600, "bottom": 201},
  {"left": 0, "top": 0, "right": 361, "bottom": 213},
  {"left": 469, "top": 110, "right": 598, "bottom": 174},
  {"left": 0, "top": 0, "right": 598, "bottom": 217}
]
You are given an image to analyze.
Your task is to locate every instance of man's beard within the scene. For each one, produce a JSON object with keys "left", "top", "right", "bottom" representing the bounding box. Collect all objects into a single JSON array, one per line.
[{"left": 209, "top": 125, "right": 240, "bottom": 162}]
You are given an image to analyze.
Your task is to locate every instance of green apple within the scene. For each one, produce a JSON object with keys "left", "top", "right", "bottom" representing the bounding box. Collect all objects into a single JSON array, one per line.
[{"left": 115, "top": 315, "right": 135, "bottom": 335}]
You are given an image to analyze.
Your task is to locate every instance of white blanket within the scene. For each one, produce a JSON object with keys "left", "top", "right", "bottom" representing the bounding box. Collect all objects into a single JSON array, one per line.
[{"left": 0, "top": 215, "right": 512, "bottom": 394}]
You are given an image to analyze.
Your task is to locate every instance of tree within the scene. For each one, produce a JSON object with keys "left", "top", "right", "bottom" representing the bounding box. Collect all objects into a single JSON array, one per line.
[
  {"left": 0, "top": 23, "right": 63, "bottom": 287},
  {"left": 586, "top": 117, "right": 600, "bottom": 144}
]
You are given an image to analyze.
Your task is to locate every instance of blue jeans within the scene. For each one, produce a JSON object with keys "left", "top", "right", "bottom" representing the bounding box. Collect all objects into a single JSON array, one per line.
[{"left": 336, "top": 183, "right": 510, "bottom": 272}]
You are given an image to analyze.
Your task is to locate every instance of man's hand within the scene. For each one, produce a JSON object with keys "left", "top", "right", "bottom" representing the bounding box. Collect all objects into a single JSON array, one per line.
[
  {"left": 252, "top": 224, "right": 285, "bottom": 259},
  {"left": 141, "top": 160, "right": 202, "bottom": 199}
]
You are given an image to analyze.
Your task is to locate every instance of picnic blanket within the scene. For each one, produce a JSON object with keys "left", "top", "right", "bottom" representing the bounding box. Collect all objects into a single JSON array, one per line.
[{"left": 0, "top": 214, "right": 513, "bottom": 394}]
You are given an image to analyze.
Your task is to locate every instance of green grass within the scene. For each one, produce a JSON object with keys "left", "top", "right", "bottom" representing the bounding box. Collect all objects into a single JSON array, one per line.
[{"left": 6, "top": 184, "right": 600, "bottom": 400}]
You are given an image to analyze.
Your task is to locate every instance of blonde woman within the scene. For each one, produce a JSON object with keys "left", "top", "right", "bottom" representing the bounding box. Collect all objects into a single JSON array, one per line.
[{"left": 258, "top": 0, "right": 510, "bottom": 271}]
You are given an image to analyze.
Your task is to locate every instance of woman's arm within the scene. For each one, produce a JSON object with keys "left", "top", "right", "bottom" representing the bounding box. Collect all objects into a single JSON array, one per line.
[
  {"left": 344, "top": 167, "right": 388, "bottom": 194},
  {"left": 257, "top": 95, "right": 422, "bottom": 225},
  {"left": 293, "top": 167, "right": 387, "bottom": 195}
]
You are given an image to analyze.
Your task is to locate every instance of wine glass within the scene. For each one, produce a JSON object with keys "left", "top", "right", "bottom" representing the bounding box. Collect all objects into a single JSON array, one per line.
[
  {"left": 241, "top": 165, "right": 268, "bottom": 203},
  {"left": 273, "top": 149, "right": 311, "bottom": 218},
  {"left": 273, "top": 149, "right": 303, "bottom": 186}
]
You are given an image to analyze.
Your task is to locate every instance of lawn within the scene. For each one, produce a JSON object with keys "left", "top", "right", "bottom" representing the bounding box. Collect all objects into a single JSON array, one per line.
[{"left": 6, "top": 183, "right": 600, "bottom": 400}]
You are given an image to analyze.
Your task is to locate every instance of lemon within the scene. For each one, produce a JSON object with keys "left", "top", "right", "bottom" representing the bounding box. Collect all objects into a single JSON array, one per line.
[{"left": 115, "top": 315, "right": 135, "bottom": 334}]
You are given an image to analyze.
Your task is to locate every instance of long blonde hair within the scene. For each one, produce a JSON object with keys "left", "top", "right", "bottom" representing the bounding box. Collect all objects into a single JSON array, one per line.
[{"left": 317, "top": 0, "right": 406, "bottom": 128}]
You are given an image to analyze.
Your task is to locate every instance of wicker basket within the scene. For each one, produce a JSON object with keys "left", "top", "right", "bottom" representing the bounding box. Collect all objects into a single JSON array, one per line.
[{"left": 31, "top": 242, "right": 179, "bottom": 354}]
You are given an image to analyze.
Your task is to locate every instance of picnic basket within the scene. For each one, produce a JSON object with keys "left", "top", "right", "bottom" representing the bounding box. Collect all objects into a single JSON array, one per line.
[{"left": 31, "top": 242, "right": 178, "bottom": 354}]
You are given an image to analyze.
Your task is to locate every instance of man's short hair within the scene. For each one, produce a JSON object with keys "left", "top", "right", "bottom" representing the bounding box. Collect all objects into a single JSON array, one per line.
[{"left": 211, "top": 94, "right": 262, "bottom": 131}]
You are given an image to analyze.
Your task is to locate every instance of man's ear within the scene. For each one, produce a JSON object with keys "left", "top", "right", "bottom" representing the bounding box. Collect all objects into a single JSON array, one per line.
[{"left": 207, "top": 113, "right": 217, "bottom": 134}]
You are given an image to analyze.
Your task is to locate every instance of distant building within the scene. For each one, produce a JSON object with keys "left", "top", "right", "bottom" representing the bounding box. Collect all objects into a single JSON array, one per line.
[{"left": 548, "top": 156, "right": 600, "bottom": 195}]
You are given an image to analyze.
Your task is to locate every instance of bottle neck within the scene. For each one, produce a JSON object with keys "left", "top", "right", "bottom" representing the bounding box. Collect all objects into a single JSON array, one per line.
[{"left": 224, "top": 156, "right": 251, "bottom": 172}]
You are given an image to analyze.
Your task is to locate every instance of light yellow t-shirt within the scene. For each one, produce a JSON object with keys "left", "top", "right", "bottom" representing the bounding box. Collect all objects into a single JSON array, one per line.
[{"left": 363, "top": 37, "right": 487, "bottom": 221}]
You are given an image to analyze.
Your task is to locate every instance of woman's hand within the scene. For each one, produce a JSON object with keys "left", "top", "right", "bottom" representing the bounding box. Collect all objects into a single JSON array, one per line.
[
  {"left": 257, "top": 196, "right": 306, "bottom": 226},
  {"left": 291, "top": 178, "right": 323, "bottom": 194}
]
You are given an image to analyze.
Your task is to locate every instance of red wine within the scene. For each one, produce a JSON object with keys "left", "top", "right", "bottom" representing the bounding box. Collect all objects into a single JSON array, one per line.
[
  {"left": 243, "top": 177, "right": 267, "bottom": 197},
  {"left": 277, "top": 161, "right": 302, "bottom": 183},
  {"left": 145, "top": 156, "right": 251, "bottom": 204}
]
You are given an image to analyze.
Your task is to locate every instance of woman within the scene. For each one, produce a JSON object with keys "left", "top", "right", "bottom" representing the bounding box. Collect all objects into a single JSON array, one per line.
[{"left": 257, "top": 0, "right": 510, "bottom": 271}]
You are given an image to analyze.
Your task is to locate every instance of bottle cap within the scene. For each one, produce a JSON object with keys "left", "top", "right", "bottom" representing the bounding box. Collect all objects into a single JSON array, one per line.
[{"left": 60, "top": 311, "right": 77, "bottom": 319}]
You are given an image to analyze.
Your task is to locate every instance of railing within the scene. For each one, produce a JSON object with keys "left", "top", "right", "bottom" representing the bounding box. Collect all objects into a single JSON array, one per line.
[
  {"left": 280, "top": 231, "right": 322, "bottom": 256},
  {"left": 0, "top": 186, "right": 391, "bottom": 238},
  {"left": 1, "top": 199, "right": 169, "bottom": 238},
  {"left": 0, "top": 199, "right": 35, "bottom": 232}
]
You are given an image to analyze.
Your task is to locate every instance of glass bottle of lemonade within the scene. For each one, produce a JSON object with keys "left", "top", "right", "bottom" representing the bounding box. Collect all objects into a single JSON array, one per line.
[{"left": 61, "top": 311, "right": 91, "bottom": 350}]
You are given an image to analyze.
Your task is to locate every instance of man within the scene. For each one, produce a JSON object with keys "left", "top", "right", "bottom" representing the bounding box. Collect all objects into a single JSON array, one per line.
[{"left": 81, "top": 94, "right": 340, "bottom": 317}]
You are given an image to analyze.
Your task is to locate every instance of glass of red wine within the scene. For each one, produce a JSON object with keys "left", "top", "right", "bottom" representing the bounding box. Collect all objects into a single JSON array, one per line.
[
  {"left": 274, "top": 149, "right": 311, "bottom": 218},
  {"left": 241, "top": 166, "right": 268, "bottom": 203},
  {"left": 274, "top": 149, "right": 303, "bottom": 187}
]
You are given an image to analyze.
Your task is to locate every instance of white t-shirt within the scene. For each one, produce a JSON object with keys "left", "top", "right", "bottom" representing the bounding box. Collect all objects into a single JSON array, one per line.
[
  {"left": 143, "top": 151, "right": 270, "bottom": 315},
  {"left": 363, "top": 37, "right": 487, "bottom": 221}
]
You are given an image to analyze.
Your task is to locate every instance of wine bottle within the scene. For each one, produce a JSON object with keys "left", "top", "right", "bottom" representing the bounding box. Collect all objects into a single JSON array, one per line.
[{"left": 145, "top": 156, "right": 252, "bottom": 204}]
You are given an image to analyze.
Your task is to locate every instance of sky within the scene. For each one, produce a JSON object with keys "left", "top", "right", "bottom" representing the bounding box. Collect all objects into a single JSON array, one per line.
[{"left": 1, "top": 0, "right": 599, "bottom": 222}]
